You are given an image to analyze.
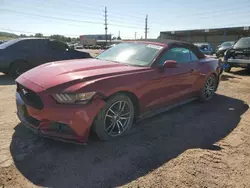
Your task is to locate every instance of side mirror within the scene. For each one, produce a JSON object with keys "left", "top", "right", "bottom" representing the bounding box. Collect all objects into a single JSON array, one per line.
[{"left": 163, "top": 60, "right": 177, "bottom": 68}]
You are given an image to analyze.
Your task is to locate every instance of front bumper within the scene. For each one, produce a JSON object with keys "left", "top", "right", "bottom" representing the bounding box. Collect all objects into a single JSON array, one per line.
[
  {"left": 227, "top": 58, "right": 250, "bottom": 68},
  {"left": 16, "top": 89, "right": 105, "bottom": 143},
  {"left": 215, "top": 50, "right": 226, "bottom": 57}
]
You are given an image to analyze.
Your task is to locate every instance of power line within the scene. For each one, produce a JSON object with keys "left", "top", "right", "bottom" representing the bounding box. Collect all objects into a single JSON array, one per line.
[
  {"left": 34, "top": 0, "right": 146, "bottom": 20},
  {"left": 5, "top": 1, "right": 143, "bottom": 28},
  {"left": 0, "top": 9, "right": 144, "bottom": 29},
  {"left": 1, "top": 9, "right": 103, "bottom": 24},
  {"left": 4, "top": 0, "right": 250, "bottom": 26},
  {"left": 4, "top": 0, "right": 146, "bottom": 22},
  {"left": 10, "top": 1, "right": 250, "bottom": 29},
  {"left": 36, "top": 0, "right": 103, "bottom": 13}
]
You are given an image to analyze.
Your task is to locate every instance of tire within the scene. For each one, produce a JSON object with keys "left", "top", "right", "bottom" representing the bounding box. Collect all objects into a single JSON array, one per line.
[
  {"left": 94, "top": 94, "right": 135, "bottom": 141},
  {"left": 8, "top": 61, "right": 30, "bottom": 79},
  {"left": 199, "top": 74, "right": 217, "bottom": 102}
]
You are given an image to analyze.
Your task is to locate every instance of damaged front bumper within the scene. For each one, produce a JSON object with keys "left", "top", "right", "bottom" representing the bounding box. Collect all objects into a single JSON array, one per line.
[
  {"left": 16, "top": 91, "right": 105, "bottom": 144},
  {"left": 225, "top": 58, "right": 250, "bottom": 68}
]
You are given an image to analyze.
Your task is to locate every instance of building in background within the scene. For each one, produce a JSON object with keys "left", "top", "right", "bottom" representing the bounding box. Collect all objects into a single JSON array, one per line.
[
  {"left": 80, "top": 34, "right": 112, "bottom": 46},
  {"left": 159, "top": 26, "right": 250, "bottom": 48},
  {"left": 79, "top": 34, "right": 122, "bottom": 47}
]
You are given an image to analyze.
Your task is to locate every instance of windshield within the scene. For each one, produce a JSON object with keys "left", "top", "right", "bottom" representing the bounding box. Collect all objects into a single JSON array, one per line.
[
  {"left": 96, "top": 43, "right": 163, "bottom": 67},
  {"left": 233, "top": 37, "right": 250, "bottom": 49},
  {"left": 0, "top": 39, "right": 19, "bottom": 49},
  {"left": 221, "top": 41, "right": 234, "bottom": 47}
]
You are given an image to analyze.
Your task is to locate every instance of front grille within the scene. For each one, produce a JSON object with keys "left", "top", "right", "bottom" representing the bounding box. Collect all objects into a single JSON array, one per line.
[
  {"left": 48, "top": 122, "right": 75, "bottom": 135},
  {"left": 17, "top": 83, "right": 44, "bottom": 109}
]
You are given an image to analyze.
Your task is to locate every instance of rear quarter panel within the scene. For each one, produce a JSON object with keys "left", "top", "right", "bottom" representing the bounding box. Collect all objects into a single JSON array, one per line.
[{"left": 194, "top": 57, "right": 220, "bottom": 90}]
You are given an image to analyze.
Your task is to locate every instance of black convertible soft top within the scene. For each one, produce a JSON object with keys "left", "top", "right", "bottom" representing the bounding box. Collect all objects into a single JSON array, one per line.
[{"left": 134, "top": 39, "right": 205, "bottom": 59}]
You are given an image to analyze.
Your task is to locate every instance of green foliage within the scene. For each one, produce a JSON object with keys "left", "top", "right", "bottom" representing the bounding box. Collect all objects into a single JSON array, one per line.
[
  {"left": 49, "top": 35, "right": 72, "bottom": 42},
  {"left": 0, "top": 31, "right": 18, "bottom": 38},
  {"left": 0, "top": 31, "right": 80, "bottom": 42},
  {"left": 35, "top": 33, "right": 43, "bottom": 37},
  {"left": 0, "top": 31, "right": 18, "bottom": 40},
  {"left": 20, "top": 34, "right": 27, "bottom": 37}
]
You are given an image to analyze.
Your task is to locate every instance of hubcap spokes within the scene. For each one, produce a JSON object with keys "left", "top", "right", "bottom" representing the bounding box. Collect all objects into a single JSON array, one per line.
[
  {"left": 205, "top": 77, "right": 216, "bottom": 99},
  {"left": 105, "top": 101, "right": 131, "bottom": 136}
]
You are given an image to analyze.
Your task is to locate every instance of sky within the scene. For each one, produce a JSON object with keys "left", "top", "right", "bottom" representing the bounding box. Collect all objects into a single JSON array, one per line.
[{"left": 1, "top": 0, "right": 250, "bottom": 39}]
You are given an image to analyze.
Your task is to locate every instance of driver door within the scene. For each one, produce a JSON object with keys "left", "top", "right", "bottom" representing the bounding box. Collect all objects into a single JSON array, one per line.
[{"left": 145, "top": 47, "right": 200, "bottom": 111}]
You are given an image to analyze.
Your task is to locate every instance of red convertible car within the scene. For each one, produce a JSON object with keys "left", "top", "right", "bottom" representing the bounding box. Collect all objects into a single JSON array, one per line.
[{"left": 15, "top": 40, "right": 222, "bottom": 143}]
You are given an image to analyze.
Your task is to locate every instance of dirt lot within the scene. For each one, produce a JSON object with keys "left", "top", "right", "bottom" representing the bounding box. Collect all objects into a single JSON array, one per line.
[{"left": 0, "top": 69, "right": 250, "bottom": 188}]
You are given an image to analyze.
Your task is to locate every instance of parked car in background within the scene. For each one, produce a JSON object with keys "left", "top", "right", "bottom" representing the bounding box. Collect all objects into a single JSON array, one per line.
[
  {"left": 215, "top": 41, "right": 235, "bottom": 57},
  {"left": 224, "top": 37, "right": 250, "bottom": 72},
  {"left": 75, "top": 45, "right": 84, "bottom": 49},
  {"left": 0, "top": 38, "right": 92, "bottom": 78},
  {"left": 108, "top": 44, "right": 117, "bottom": 49},
  {"left": 15, "top": 39, "right": 222, "bottom": 143},
  {"left": 194, "top": 42, "right": 214, "bottom": 55}
]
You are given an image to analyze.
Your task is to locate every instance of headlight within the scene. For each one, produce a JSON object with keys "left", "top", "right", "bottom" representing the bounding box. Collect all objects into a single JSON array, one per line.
[{"left": 52, "top": 92, "right": 96, "bottom": 104}]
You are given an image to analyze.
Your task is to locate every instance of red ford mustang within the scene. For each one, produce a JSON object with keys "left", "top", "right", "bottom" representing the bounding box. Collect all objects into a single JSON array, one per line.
[{"left": 15, "top": 40, "right": 222, "bottom": 143}]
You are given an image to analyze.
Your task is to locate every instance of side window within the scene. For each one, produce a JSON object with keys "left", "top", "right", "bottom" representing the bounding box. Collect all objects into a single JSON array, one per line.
[
  {"left": 190, "top": 50, "right": 198, "bottom": 61},
  {"left": 49, "top": 41, "right": 68, "bottom": 51},
  {"left": 158, "top": 47, "right": 192, "bottom": 65},
  {"left": 35, "top": 40, "right": 49, "bottom": 50},
  {"left": 13, "top": 40, "right": 36, "bottom": 51}
]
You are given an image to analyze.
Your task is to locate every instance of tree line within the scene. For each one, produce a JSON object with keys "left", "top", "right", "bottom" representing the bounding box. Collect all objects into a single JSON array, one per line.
[{"left": 19, "top": 33, "right": 80, "bottom": 43}]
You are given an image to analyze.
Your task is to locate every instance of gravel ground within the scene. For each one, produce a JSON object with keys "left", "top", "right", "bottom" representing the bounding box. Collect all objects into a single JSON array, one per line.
[{"left": 0, "top": 68, "right": 250, "bottom": 188}]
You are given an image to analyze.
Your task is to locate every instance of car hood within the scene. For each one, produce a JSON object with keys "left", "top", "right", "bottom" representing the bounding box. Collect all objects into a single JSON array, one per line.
[
  {"left": 17, "top": 58, "right": 148, "bottom": 90},
  {"left": 218, "top": 46, "right": 229, "bottom": 51}
]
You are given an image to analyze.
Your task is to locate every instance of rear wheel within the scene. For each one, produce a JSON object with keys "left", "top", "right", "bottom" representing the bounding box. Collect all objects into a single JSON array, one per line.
[
  {"left": 200, "top": 74, "right": 217, "bottom": 102},
  {"left": 94, "top": 94, "right": 135, "bottom": 141},
  {"left": 8, "top": 61, "right": 30, "bottom": 78}
]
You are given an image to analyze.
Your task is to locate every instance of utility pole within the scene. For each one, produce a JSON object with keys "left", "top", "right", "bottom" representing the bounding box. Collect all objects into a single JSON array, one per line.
[
  {"left": 118, "top": 30, "right": 121, "bottom": 40},
  {"left": 145, "top": 15, "right": 148, "bottom": 39},
  {"left": 110, "top": 32, "right": 112, "bottom": 44},
  {"left": 104, "top": 6, "right": 108, "bottom": 46},
  {"left": 135, "top": 32, "right": 137, "bottom": 40}
]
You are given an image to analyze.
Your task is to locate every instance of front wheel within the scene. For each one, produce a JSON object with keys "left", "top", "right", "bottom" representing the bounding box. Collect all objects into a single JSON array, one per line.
[
  {"left": 200, "top": 74, "right": 217, "bottom": 102},
  {"left": 94, "top": 94, "right": 135, "bottom": 141}
]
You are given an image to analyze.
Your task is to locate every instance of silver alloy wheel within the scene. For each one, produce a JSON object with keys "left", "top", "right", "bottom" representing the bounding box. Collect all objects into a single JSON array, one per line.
[
  {"left": 204, "top": 76, "right": 216, "bottom": 100},
  {"left": 104, "top": 101, "right": 131, "bottom": 137}
]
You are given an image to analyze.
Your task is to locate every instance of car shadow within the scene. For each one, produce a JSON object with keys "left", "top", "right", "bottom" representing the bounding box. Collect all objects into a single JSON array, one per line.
[
  {"left": 230, "top": 68, "right": 250, "bottom": 76},
  {"left": 0, "top": 74, "right": 15, "bottom": 85},
  {"left": 220, "top": 73, "right": 239, "bottom": 81},
  {"left": 10, "top": 94, "right": 248, "bottom": 188}
]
